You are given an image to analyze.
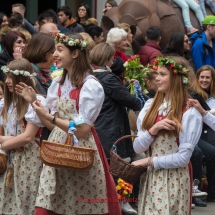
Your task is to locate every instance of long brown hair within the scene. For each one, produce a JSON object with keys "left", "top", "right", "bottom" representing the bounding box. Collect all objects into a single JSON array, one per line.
[
  {"left": 2, "top": 58, "right": 38, "bottom": 123},
  {"left": 142, "top": 56, "right": 192, "bottom": 137},
  {"left": 193, "top": 65, "right": 215, "bottom": 101},
  {"left": 59, "top": 33, "right": 93, "bottom": 87}
]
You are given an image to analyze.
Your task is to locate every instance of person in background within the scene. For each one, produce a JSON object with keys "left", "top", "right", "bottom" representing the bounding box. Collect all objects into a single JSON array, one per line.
[
  {"left": 38, "top": 9, "right": 70, "bottom": 34},
  {"left": 90, "top": 42, "right": 142, "bottom": 215},
  {"left": 107, "top": 27, "right": 128, "bottom": 62},
  {"left": 40, "top": 22, "right": 60, "bottom": 38},
  {"left": 117, "top": 23, "right": 134, "bottom": 57},
  {"left": 34, "top": 20, "right": 39, "bottom": 31},
  {"left": 144, "top": 70, "right": 158, "bottom": 98},
  {"left": 190, "top": 15, "right": 215, "bottom": 70},
  {"left": 23, "top": 33, "right": 54, "bottom": 95},
  {"left": 0, "top": 30, "right": 26, "bottom": 81},
  {"left": 85, "top": 25, "right": 104, "bottom": 45},
  {"left": 79, "top": 32, "right": 95, "bottom": 54},
  {"left": 12, "top": 28, "right": 32, "bottom": 45},
  {"left": 162, "top": 32, "right": 196, "bottom": 71},
  {"left": 0, "top": 81, "right": 4, "bottom": 99},
  {"left": 0, "top": 27, "right": 11, "bottom": 53},
  {"left": 12, "top": 3, "right": 38, "bottom": 34},
  {"left": 57, "top": 5, "right": 84, "bottom": 33},
  {"left": 138, "top": 26, "right": 162, "bottom": 66},
  {"left": 102, "top": 0, "right": 118, "bottom": 15},
  {"left": 0, "top": 12, "right": 9, "bottom": 29},
  {"left": 9, "top": 12, "right": 24, "bottom": 29},
  {"left": 76, "top": 3, "right": 98, "bottom": 30}
]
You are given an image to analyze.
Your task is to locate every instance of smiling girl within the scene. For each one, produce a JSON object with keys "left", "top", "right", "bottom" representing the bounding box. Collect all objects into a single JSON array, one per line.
[
  {"left": 0, "top": 58, "right": 47, "bottom": 215},
  {"left": 16, "top": 33, "right": 121, "bottom": 215},
  {"left": 132, "top": 56, "right": 202, "bottom": 215}
]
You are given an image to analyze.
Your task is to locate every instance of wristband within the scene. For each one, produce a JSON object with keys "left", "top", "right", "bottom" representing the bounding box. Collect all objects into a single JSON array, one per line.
[{"left": 202, "top": 111, "right": 208, "bottom": 117}]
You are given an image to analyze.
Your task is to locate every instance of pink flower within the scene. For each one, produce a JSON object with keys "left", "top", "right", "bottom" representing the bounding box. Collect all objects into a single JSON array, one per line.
[{"left": 129, "top": 55, "right": 135, "bottom": 60}]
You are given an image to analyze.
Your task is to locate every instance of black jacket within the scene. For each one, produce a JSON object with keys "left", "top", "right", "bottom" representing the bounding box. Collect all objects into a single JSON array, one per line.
[
  {"left": 94, "top": 70, "right": 146, "bottom": 160},
  {"left": 0, "top": 50, "right": 13, "bottom": 81}
]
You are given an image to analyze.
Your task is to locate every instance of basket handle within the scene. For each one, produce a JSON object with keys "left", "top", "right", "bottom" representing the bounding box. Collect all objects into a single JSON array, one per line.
[
  {"left": 111, "top": 134, "right": 152, "bottom": 156},
  {"left": 64, "top": 133, "right": 74, "bottom": 146},
  {"left": 111, "top": 135, "right": 137, "bottom": 152}
]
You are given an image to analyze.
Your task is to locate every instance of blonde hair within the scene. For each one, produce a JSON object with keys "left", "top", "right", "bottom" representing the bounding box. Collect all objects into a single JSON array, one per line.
[
  {"left": 89, "top": 42, "right": 115, "bottom": 66},
  {"left": 79, "top": 32, "right": 95, "bottom": 51},
  {"left": 193, "top": 65, "right": 215, "bottom": 101},
  {"left": 117, "top": 23, "right": 130, "bottom": 33},
  {"left": 142, "top": 56, "right": 192, "bottom": 137}
]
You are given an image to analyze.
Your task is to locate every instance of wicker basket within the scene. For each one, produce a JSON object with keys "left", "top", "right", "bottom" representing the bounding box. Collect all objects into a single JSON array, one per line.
[
  {"left": 40, "top": 133, "right": 97, "bottom": 171},
  {"left": 0, "top": 151, "right": 8, "bottom": 173},
  {"left": 109, "top": 135, "right": 147, "bottom": 185}
]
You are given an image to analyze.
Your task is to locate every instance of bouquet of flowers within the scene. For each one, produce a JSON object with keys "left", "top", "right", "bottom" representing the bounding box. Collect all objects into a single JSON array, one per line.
[
  {"left": 124, "top": 55, "right": 150, "bottom": 94},
  {"left": 116, "top": 178, "right": 133, "bottom": 200}
]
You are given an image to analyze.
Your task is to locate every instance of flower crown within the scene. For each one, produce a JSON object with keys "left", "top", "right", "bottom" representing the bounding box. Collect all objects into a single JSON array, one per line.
[
  {"left": 55, "top": 33, "right": 89, "bottom": 50},
  {"left": 1, "top": 66, "right": 36, "bottom": 77},
  {"left": 152, "top": 56, "right": 190, "bottom": 85}
]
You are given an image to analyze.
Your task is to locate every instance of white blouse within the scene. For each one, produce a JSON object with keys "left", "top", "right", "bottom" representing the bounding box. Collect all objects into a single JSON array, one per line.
[
  {"left": 0, "top": 95, "right": 46, "bottom": 135},
  {"left": 133, "top": 99, "right": 202, "bottom": 169},
  {"left": 46, "top": 74, "right": 105, "bottom": 126},
  {"left": 203, "top": 111, "right": 215, "bottom": 131}
]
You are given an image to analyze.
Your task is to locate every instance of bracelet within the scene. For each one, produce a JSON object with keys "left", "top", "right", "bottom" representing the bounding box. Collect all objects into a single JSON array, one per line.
[
  {"left": 1, "top": 141, "right": 6, "bottom": 150},
  {"left": 51, "top": 116, "right": 57, "bottom": 124}
]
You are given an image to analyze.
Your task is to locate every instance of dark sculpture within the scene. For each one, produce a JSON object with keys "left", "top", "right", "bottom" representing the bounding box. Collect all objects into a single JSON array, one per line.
[{"left": 101, "top": 0, "right": 213, "bottom": 51}]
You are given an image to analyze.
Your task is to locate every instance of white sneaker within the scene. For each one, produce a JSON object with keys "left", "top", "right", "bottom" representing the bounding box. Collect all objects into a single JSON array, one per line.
[
  {"left": 120, "top": 202, "right": 137, "bottom": 215},
  {"left": 192, "top": 179, "right": 207, "bottom": 197},
  {"left": 192, "top": 203, "right": 195, "bottom": 209}
]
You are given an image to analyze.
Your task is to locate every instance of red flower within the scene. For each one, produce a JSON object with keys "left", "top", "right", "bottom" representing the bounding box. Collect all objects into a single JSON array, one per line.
[
  {"left": 154, "top": 59, "right": 158, "bottom": 64},
  {"left": 169, "top": 64, "right": 174, "bottom": 68}
]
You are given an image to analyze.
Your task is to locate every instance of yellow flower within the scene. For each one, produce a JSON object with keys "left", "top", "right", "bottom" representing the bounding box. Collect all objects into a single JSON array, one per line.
[
  {"left": 123, "top": 190, "right": 128, "bottom": 195},
  {"left": 116, "top": 185, "right": 121, "bottom": 191},
  {"left": 118, "top": 178, "right": 124, "bottom": 183}
]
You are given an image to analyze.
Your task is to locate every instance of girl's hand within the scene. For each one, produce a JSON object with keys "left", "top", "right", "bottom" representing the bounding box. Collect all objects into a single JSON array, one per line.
[
  {"left": 149, "top": 110, "right": 177, "bottom": 135},
  {"left": 15, "top": 82, "right": 37, "bottom": 104},
  {"left": 131, "top": 158, "right": 148, "bottom": 167},
  {"left": 31, "top": 100, "right": 49, "bottom": 120},
  {"left": 13, "top": 47, "right": 23, "bottom": 60},
  {"left": 188, "top": 99, "right": 206, "bottom": 115}
]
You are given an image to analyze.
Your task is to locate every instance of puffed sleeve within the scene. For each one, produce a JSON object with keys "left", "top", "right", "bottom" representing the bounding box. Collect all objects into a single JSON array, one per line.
[
  {"left": 79, "top": 78, "right": 104, "bottom": 126},
  {"left": 203, "top": 111, "right": 215, "bottom": 131},
  {"left": 25, "top": 95, "right": 47, "bottom": 127},
  {"left": 133, "top": 99, "right": 155, "bottom": 153},
  {"left": 0, "top": 98, "right": 4, "bottom": 126},
  {"left": 46, "top": 76, "right": 60, "bottom": 114},
  {"left": 153, "top": 107, "right": 202, "bottom": 169}
]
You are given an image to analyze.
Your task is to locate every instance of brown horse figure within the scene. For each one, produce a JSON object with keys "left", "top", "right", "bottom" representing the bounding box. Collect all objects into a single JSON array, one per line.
[{"left": 101, "top": 0, "right": 213, "bottom": 51}]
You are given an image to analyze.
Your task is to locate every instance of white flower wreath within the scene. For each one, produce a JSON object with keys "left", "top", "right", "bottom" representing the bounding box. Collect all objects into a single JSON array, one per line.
[{"left": 1, "top": 66, "right": 36, "bottom": 77}]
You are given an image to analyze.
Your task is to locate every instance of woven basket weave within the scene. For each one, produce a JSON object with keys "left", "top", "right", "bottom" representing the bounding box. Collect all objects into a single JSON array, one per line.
[
  {"left": 0, "top": 152, "right": 8, "bottom": 173},
  {"left": 40, "top": 133, "right": 97, "bottom": 171},
  {"left": 109, "top": 135, "right": 147, "bottom": 185}
]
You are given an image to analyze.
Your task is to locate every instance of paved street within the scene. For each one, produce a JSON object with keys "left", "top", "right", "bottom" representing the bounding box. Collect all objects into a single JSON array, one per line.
[{"left": 192, "top": 202, "right": 215, "bottom": 215}]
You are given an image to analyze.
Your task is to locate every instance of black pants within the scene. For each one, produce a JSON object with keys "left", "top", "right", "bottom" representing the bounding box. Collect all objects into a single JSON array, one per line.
[{"left": 191, "top": 138, "right": 215, "bottom": 199}]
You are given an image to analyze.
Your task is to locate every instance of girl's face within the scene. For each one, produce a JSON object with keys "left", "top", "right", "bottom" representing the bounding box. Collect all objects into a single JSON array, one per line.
[
  {"left": 198, "top": 70, "right": 212, "bottom": 91},
  {"left": 13, "top": 36, "right": 26, "bottom": 53},
  {"left": 94, "top": 32, "right": 104, "bottom": 45},
  {"left": 183, "top": 35, "right": 190, "bottom": 52},
  {"left": 0, "top": 86, "right": 3, "bottom": 99},
  {"left": 54, "top": 43, "right": 75, "bottom": 70},
  {"left": 5, "top": 74, "right": 13, "bottom": 92},
  {"left": 1, "top": 15, "right": 9, "bottom": 28},
  {"left": 127, "top": 29, "right": 133, "bottom": 43},
  {"left": 105, "top": 3, "right": 112, "bottom": 10},
  {"left": 78, "top": 6, "right": 87, "bottom": 19},
  {"left": 116, "top": 37, "right": 128, "bottom": 52},
  {"left": 156, "top": 66, "right": 170, "bottom": 94}
]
